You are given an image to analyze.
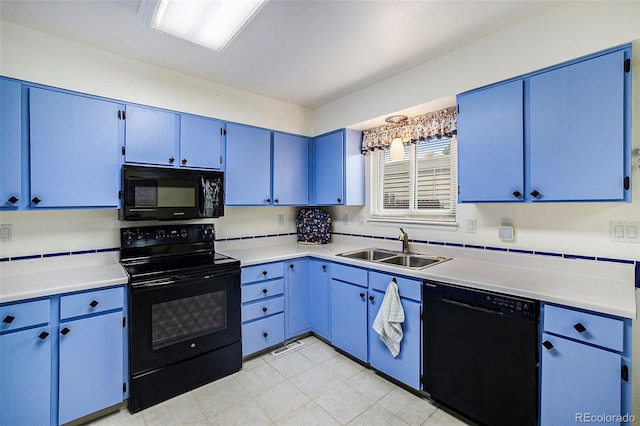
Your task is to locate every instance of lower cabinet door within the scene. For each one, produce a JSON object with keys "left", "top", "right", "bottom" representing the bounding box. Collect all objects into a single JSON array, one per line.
[
  {"left": 310, "top": 261, "right": 331, "bottom": 341},
  {"left": 540, "top": 333, "right": 622, "bottom": 425},
  {"left": 242, "top": 313, "right": 285, "bottom": 357},
  {"left": 0, "top": 327, "right": 52, "bottom": 426},
  {"left": 330, "top": 279, "right": 367, "bottom": 362},
  {"left": 285, "top": 260, "right": 311, "bottom": 339},
  {"left": 368, "top": 290, "right": 421, "bottom": 389},
  {"left": 59, "top": 312, "right": 124, "bottom": 424}
]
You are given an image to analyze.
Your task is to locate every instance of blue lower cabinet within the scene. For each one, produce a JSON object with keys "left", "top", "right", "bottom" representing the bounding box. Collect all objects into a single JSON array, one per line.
[
  {"left": 58, "top": 311, "right": 124, "bottom": 424},
  {"left": 0, "top": 326, "right": 52, "bottom": 426},
  {"left": 285, "top": 260, "right": 311, "bottom": 339},
  {"left": 241, "top": 313, "right": 285, "bottom": 357},
  {"left": 330, "top": 276, "right": 368, "bottom": 362},
  {"left": 367, "top": 289, "right": 421, "bottom": 390},
  {"left": 310, "top": 260, "right": 331, "bottom": 341}
]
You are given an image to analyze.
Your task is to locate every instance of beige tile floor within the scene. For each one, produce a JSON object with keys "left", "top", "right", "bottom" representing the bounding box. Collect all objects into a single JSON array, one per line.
[{"left": 88, "top": 336, "right": 474, "bottom": 426}]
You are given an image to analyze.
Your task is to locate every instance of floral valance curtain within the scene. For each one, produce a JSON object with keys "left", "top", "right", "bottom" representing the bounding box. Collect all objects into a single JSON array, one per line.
[{"left": 361, "top": 107, "right": 457, "bottom": 154}]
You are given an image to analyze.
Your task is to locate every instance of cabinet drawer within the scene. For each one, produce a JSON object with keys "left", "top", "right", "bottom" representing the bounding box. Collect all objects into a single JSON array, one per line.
[
  {"left": 543, "top": 304, "right": 623, "bottom": 352},
  {"left": 0, "top": 299, "right": 49, "bottom": 333},
  {"left": 242, "top": 296, "right": 284, "bottom": 323},
  {"left": 241, "top": 279, "right": 284, "bottom": 303},
  {"left": 369, "top": 271, "right": 421, "bottom": 302},
  {"left": 60, "top": 287, "right": 124, "bottom": 320},
  {"left": 241, "top": 262, "right": 284, "bottom": 284},
  {"left": 331, "top": 263, "right": 367, "bottom": 287},
  {"left": 242, "top": 313, "right": 284, "bottom": 357}
]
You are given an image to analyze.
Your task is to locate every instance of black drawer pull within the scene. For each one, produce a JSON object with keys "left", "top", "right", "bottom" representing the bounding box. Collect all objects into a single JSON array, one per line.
[
  {"left": 181, "top": 158, "right": 188, "bottom": 165},
  {"left": 262, "top": 288, "right": 268, "bottom": 294},
  {"left": 512, "top": 190, "right": 521, "bottom": 198},
  {"left": 262, "top": 307, "right": 268, "bottom": 313},
  {"left": 38, "top": 331, "right": 49, "bottom": 340},
  {"left": 542, "top": 340, "right": 554, "bottom": 350},
  {"left": 274, "top": 199, "right": 279, "bottom": 204},
  {"left": 8, "top": 196, "right": 19, "bottom": 204},
  {"left": 265, "top": 198, "right": 271, "bottom": 203},
  {"left": 263, "top": 332, "right": 268, "bottom": 338},
  {"left": 369, "top": 295, "right": 375, "bottom": 302},
  {"left": 2, "top": 315, "right": 15, "bottom": 324},
  {"left": 89, "top": 300, "right": 99, "bottom": 308},
  {"left": 60, "top": 327, "right": 71, "bottom": 336},
  {"left": 359, "top": 292, "right": 365, "bottom": 298},
  {"left": 573, "top": 322, "right": 587, "bottom": 333},
  {"left": 31, "top": 196, "right": 42, "bottom": 205},
  {"left": 289, "top": 264, "right": 294, "bottom": 269},
  {"left": 262, "top": 271, "right": 268, "bottom": 276},
  {"left": 530, "top": 189, "right": 540, "bottom": 198}
]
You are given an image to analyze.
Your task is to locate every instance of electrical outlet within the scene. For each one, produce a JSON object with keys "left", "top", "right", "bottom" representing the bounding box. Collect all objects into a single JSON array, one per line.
[
  {"left": 343, "top": 214, "right": 349, "bottom": 225},
  {"left": 277, "top": 214, "right": 284, "bottom": 226},
  {"left": 358, "top": 214, "right": 365, "bottom": 226},
  {"left": 466, "top": 219, "right": 477, "bottom": 233},
  {"left": 0, "top": 224, "right": 12, "bottom": 242}
]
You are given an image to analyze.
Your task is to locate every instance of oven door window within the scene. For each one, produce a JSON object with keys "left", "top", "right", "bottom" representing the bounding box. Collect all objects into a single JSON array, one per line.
[{"left": 152, "top": 291, "right": 227, "bottom": 350}]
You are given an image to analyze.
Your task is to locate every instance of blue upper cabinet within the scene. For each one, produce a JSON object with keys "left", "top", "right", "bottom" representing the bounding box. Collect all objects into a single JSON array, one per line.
[
  {"left": 529, "top": 50, "right": 628, "bottom": 201},
  {"left": 29, "top": 88, "right": 122, "bottom": 208},
  {"left": 179, "top": 114, "right": 224, "bottom": 170},
  {"left": 225, "top": 123, "right": 272, "bottom": 205},
  {"left": 273, "top": 132, "right": 309, "bottom": 205},
  {"left": 457, "top": 45, "right": 631, "bottom": 203},
  {"left": 124, "top": 104, "right": 179, "bottom": 167},
  {"left": 312, "top": 129, "right": 364, "bottom": 206},
  {"left": 457, "top": 81, "right": 524, "bottom": 202},
  {"left": 0, "top": 79, "right": 23, "bottom": 208}
]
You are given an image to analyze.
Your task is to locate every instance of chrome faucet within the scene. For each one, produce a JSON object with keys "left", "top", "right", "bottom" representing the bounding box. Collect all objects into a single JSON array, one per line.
[{"left": 399, "top": 228, "right": 409, "bottom": 253}]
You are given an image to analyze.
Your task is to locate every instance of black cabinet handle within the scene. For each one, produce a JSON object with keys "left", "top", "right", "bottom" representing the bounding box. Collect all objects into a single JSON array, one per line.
[
  {"left": 266, "top": 198, "right": 271, "bottom": 203},
  {"left": 3, "top": 315, "right": 16, "bottom": 324},
  {"left": 31, "top": 197, "right": 42, "bottom": 205},
  {"left": 38, "top": 331, "right": 49, "bottom": 340},
  {"left": 181, "top": 158, "right": 188, "bottom": 165},
  {"left": 263, "top": 332, "right": 268, "bottom": 338},
  {"left": 168, "top": 157, "right": 175, "bottom": 164},
  {"left": 512, "top": 190, "right": 521, "bottom": 198},
  {"left": 89, "top": 300, "right": 99, "bottom": 308},
  {"left": 274, "top": 199, "right": 279, "bottom": 204},
  {"left": 359, "top": 292, "right": 365, "bottom": 298},
  {"left": 530, "top": 189, "right": 540, "bottom": 198},
  {"left": 542, "top": 340, "right": 554, "bottom": 350},
  {"left": 322, "top": 265, "right": 327, "bottom": 271},
  {"left": 262, "top": 271, "right": 268, "bottom": 276},
  {"left": 262, "top": 307, "right": 268, "bottom": 313},
  {"left": 573, "top": 322, "right": 587, "bottom": 333},
  {"left": 289, "top": 264, "right": 294, "bottom": 269},
  {"left": 337, "top": 198, "right": 342, "bottom": 203},
  {"left": 262, "top": 288, "right": 268, "bottom": 294},
  {"left": 60, "top": 327, "right": 71, "bottom": 336},
  {"left": 8, "top": 196, "right": 19, "bottom": 204},
  {"left": 369, "top": 295, "right": 375, "bottom": 302}
]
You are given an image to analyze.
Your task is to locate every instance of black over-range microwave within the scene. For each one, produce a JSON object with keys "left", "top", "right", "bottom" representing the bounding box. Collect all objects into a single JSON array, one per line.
[{"left": 120, "top": 165, "right": 224, "bottom": 221}]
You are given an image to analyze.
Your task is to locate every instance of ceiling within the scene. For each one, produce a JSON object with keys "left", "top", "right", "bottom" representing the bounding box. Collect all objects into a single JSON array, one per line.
[{"left": 0, "top": 0, "right": 564, "bottom": 110}]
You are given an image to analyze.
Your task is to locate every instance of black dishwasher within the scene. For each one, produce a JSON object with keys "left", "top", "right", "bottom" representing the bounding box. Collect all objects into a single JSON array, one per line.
[{"left": 422, "top": 280, "right": 539, "bottom": 426}]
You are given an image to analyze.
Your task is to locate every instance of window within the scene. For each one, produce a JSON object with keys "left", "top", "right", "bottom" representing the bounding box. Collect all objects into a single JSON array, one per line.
[{"left": 371, "top": 136, "right": 457, "bottom": 223}]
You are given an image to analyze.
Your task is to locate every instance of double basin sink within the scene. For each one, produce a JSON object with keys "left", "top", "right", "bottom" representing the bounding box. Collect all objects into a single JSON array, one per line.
[{"left": 337, "top": 248, "right": 451, "bottom": 270}]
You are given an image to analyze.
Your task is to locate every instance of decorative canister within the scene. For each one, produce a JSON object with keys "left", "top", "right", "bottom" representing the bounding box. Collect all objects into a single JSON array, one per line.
[{"left": 295, "top": 208, "right": 332, "bottom": 244}]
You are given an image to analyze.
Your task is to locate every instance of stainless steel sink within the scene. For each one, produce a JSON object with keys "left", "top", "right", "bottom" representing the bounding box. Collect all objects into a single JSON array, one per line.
[
  {"left": 337, "top": 248, "right": 451, "bottom": 269},
  {"left": 379, "top": 254, "right": 450, "bottom": 269}
]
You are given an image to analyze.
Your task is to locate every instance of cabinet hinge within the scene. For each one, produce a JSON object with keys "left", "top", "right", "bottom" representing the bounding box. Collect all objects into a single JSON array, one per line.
[
  {"left": 121, "top": 146, "right": 126, "bottom": 156},
  {"left": 621, "top": 365, "right": 629, "bottom": 382},
  {"left": 221, "top": 128, "right": 227, "bottom": 136},
  {"left": 420, "top": 375, "right": 424, "bottom": 385},
  {"left": 118, "top": 190, "right": 122, "bottom": 200},
  {"left": 624, "top": 58, "right": 631, "bottom": 73},
  {"left": 219, "top": 156, "right": 223, "bottom": 165},
  {"left": 457, "top": 185, "right": 460, "bottom": 195},
  {"left": 117, "top": 110, "right": 126, "bottom": 120},
  {"left": 623, "top": 176, "right": 630, "bottom": 190},
  {"left": 456, "top": 104, "right": 459, "bottom": 114},
  {"left": 123, "top": 317, "right": 127, "bottom": 328},
  {"left": 123, "top": 382, "right": 127, "bottom": 393}
]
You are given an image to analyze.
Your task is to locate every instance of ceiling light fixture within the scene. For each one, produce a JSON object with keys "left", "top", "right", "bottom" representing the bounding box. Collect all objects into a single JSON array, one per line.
[
  {"left": 385, "top": 115, "right": 408, "bottom": 161},
  {"left": 138, "top": 0, "right": 266, "bottom": 53}
]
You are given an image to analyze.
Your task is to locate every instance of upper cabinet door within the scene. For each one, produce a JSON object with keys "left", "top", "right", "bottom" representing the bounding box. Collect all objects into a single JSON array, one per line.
[
  {"left": 124, "top": 104, "right": 178, "bottom": 166},
  {"left": 225, "top": 123, "right": 272, "bottom": 205},
  {"left": 529, "top": 50, "right": 626, "bottom": 201},
  {"left": 0, "top": 79, "right": 23, "bottom": 208},
  {"left": 273, "top": 132, "right": 309, "bottom": 205},
  {"left": 179, "top": 114, "right": 224, "bottom": 170},
  {"left": 457, "top": 80, "right": 524, "bottom": 202},
  {"left": 29, "top": 88, "right": 122, "bottom": 208},
  {"left": 313, "top": 131, "right": 344, "bottom": 205}
]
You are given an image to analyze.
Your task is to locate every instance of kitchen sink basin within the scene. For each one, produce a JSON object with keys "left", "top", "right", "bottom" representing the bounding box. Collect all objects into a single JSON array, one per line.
[
  {"left": 379, "top": 254, "right": 450, "bottom": 269},
  {"left": 337, "top": 248, "right": 451, "bottom": 269}
]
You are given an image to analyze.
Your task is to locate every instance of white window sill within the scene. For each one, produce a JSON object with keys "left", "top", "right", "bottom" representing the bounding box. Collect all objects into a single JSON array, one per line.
[{"left": 368, "top": 216, "right": 459, "bottom": 231}]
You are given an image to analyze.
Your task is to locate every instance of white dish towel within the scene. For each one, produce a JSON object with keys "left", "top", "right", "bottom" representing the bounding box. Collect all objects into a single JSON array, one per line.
[{"left": 372, "top": 280, "right": 405, "bottom": 358}]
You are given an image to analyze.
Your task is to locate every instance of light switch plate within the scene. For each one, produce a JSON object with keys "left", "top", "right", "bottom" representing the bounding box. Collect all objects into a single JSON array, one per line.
[
  {"left": 609, "top": 221, "right": 640, "bottom": 243},
  {"left": 466, "top": 219, "right": 477, "bottom": 233}
]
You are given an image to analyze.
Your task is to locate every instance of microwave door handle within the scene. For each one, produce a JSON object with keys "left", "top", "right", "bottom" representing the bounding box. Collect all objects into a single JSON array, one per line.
[{"left": 198, "top": 176, "right": 205, "bottom": 217}]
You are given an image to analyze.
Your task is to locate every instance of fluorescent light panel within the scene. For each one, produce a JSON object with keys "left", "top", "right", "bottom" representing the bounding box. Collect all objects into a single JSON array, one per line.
[{"left": 151, "top": 0, "right": 265, "bottom": 52}]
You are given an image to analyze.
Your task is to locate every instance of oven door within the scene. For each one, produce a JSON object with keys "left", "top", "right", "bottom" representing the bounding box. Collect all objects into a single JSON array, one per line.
[{"left": 129, "top": 268, "right": 240, "bottom": 375}]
